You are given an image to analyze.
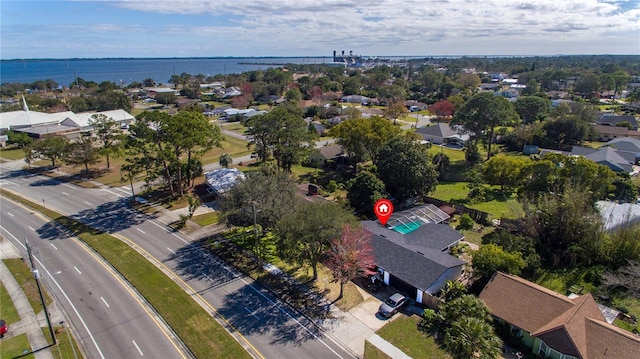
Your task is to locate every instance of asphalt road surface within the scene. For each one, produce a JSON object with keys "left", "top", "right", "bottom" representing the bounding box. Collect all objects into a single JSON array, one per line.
[
  {"left": 0, "top": 168, "right": 355, "bottom": 359},
  {"left": 0, "top": 198, "right": 189, "bottom": 359}
]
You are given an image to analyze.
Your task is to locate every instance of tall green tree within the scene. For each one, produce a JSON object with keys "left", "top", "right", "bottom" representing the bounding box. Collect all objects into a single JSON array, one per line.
[
  {"left": 126, "top": 110, "right": 222, "bottom": 197},
  {"left": 64, "top": 135, "right": 101, "bottom": 173},
  {"left": 347, "top": 171, "right": 387, "bottom": 216},
  {"left": 523, "top": 186, "right": 605, "bottom": 267},
  {"left": 31, "top": 136, "right": 69, "bottom": 167},
  {"left": 376, "top": 137, "right": 438, "bottom": 203},
  {"left": 482, "top": 156, "right": 526, "bottom": 192},
  {"left": 163, "top": 110, "right": 223, "bottom": 195},
  {"left": 275, "top": 202, "right": 357, "bottom": 280},
  {"left": 219, "top": 170, "right": 299, "bottom": 230},
  {"left": 470, "top": 244, "right": 526, "bottom": 282},
  {"left": 6, "top": 130, "right": 32, "bottom": 148},
  {"left": 246, "top": 105, "right": 314, "bottom": 172},
  {"left": 514, "top": 96, "right": 551, "bottom": 124},
  {"left": 89, "top": 113, "right": 123, "bottom": 168},
  {"left": 452, "top": 92, "right": 519, "bottom": 159},
  {"left": 329, "top": 116, "right": 402, "bottom": 167}
]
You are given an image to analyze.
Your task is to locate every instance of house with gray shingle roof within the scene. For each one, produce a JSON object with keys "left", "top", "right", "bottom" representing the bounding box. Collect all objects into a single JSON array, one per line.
[
  {"left": 480, "top": 272, "right": 640, "bottom": 359},
  {"left": 584, "top": 146, "right": 633, "bottom": 173},
  {"left": 604, "top": 137, "right": 640, "bottom": 164},
  {"left": 597, "top": 114, "right": 638, "bottom": 130},
  {"left": 415, "top": 123, "right": 470, "bottom": 146},
  {"left": 361, "top": 209, "right": 465, "bottom": 307}
]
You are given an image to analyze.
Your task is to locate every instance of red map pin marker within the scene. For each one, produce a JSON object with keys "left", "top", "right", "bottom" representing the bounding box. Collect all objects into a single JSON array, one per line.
[{"left": 374, "top": 198, "right": 394, "bottom": 226}]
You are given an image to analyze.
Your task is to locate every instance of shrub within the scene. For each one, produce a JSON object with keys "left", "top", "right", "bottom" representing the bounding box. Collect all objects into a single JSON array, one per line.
[
  {"left": 456, "top": 213, "right": 475, "bottom": 231},
  {"left": 326, "top": 180, "right": 338, "bottom": 193}
]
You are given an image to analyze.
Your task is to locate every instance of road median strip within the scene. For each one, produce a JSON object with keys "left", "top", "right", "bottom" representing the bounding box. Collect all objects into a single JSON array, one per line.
[{"left": 1, "top": 189, "right": 252, "bottom": 359}]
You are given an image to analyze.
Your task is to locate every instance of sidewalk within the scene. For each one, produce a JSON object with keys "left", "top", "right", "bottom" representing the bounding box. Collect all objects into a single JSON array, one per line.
[
  {"left": 320, "top": 284, "right": 414, "bottom": 358},
  {"left": 0, "top": 240, "right": 55, "bottom": 359}
]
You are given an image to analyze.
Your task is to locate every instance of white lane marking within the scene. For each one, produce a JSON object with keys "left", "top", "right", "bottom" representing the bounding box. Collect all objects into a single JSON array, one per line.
[
  {"left": 7, "top": 212, "right": 14, "bottom": 217},
  {"left": 132, "top": 340, "right": 144, "bottom": 356},
  {"left": 28, "top": 225, "right": 36, "bottom": 231},
  {"left": 167, "top": 247, "right": 175, "bottom": 254},
  {"left": 245, "top": 307, "right": 260, "bottom": 320},
  {"left": 187, "top": 241, "right": 345, "bottom": 358},
  {"left": 62, "top": 192, "right": 69, "bottom": 196},
  {"left": 74, "top": 266, "right": 82, "bottom": 274},
  {"left": 50, "top": 243, "right": 58, "bottom": 250},
  {"left": 137, "top": 228, "right": 145, "bottom": 234},
  {"left": 101, "top": 188, "right": 126, "bottom": 198},
  {"left": 0, "top": 226, "right": 106, "bottom": 359},
  {"left": 84, "top": 201, "right": 93, "bottom": 206},
  {"left": 62, "top": 183, "right": 75, "bottom": 189},
  {"left": 100, "top": 296, "right": 110, "bottom": 308}
]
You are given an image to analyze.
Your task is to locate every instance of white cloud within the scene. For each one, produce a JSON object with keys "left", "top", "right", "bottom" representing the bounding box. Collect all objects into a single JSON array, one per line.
[
  {"left": 3, "top": 0, "right": 639, "bottom": 58},
  {"left": 115, "top": 0, "right": 640, "bottom": 49}
]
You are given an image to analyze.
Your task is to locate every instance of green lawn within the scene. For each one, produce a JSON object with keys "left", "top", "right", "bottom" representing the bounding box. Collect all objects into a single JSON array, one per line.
[
  {"left": 1, "top": 191, "right": 251, "bottom": 359},
  {"left": 0, "top": 333, "right": 35, "bottom": 359},
  {"left": 431, "top": 182, "right": 523, "bottom": 219},
  {"left": 364, "top": 341, "right": 392, "bottom": 359},
  {"left": 3, "top": 258, "right": 53, "bottom": 314},
  {"left": 376, "top": 315, "right": 450, "bottom": 359},
  {"left": 0, "top": 280, "right": 21, "bottom": 324},
  {"left": 427, "top": 145, "right": 466, "bottom": 163},
  {"left": 0, "top": 146, "right": 25, "bottom": 161},
  {"left": 46, "top": 326, "right": 83, "bottom": 359},
  {"left": 191, "top": 211, "right": 219, "bottom": 227}
]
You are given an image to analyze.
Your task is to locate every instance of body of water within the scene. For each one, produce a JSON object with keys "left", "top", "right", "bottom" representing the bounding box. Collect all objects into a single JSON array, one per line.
[{"left": 0, "top": 57, "right": 334, "bottom": 86}]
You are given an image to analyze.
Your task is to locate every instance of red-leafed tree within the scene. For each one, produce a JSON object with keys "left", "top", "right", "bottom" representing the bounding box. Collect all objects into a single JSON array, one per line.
[
  {"left": 431, "top": 99, "right": 455, "bottom": 119},
  {"left": 310, "top": 85, "right": 323, "bottom": 102},
  {"left": 325, "top": 224, "right": 376, "bottom": 299}
]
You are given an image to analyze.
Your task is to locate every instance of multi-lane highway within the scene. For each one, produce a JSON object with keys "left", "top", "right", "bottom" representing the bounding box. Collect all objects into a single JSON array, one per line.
[
  {"left": 0, "top": 167, "right": 355, "bottom": 359},
  {"left": 0, "top": 197, "right": 189, "bottom": 359}
]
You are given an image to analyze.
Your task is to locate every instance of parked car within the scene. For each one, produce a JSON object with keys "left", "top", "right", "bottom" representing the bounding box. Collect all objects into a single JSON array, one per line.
[
  {"left": 0, "top": 319, "right": 7, "bottom": 338},
  {"left": 378, "top": 293, "right": 408, "bottom": 318}
]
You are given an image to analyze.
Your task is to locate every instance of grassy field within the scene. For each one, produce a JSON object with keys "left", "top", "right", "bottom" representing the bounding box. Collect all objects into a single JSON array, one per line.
[
  {"left": 364, "top": 341, "right": 392, "bottom": 359},
  {"left": 1, "top": 191, "right": 251, "bottom": 359},
  {"left": 0, "top": 146, "right": 25, "bottom": 161},
  {"left": 427, "top": 145, "right": 466, "bottom": 163},
  {"left": 0, "top": 333, "right": 35, "bottom": 359},
  {"left": 3, "top": 258, "right": 54, "bottom": 313},
  {"left": 45, "top": 326, "right": 83, "bottom": 359},
  {"left": 0, "top": 280, "right": 21, "bottom": 324},
  {"left": 431, "top": 181, "right": 523, "bottom": 219},
  {"left": 191, "top": 211, "right": 219, "bottom": 227},
  {"left": 376, "top": 315, "right": 450, "bottom": 359}
]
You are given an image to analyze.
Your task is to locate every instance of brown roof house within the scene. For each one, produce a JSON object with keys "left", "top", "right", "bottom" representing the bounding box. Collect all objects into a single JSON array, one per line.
[{"left": 480, "top": 272, "right": 640, "bottom": 359}]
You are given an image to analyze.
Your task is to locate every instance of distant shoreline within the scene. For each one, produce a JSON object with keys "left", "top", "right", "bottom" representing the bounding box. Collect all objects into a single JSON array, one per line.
[{"left": 2, "top": 54, "right": 638, "bottom": 62}]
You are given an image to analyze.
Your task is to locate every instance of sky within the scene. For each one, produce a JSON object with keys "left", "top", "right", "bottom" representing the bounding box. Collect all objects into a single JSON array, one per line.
[{"left": 1, "top": 0, "right": 639, "bottom": 59}]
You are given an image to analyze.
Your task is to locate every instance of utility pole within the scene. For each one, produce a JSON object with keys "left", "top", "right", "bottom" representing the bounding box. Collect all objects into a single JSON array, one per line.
[
  {"left": 251, "top": 201, "right": 260, "bottom": 265},
  {"left": 25, "top": 239, "right": 56, "bottom": 346}
]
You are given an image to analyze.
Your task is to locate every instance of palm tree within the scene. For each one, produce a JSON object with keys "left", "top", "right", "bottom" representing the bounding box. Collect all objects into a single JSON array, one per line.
[
  {"left": 219, "top": 153, "right": 233, "bottom": 168},
  {"left": 444, "top": 317, "right": 503, "bottom": 359}
]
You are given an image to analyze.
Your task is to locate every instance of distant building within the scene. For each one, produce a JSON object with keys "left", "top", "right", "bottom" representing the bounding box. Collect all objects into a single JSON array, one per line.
[{"left": 0, "top": 109, "right": 134, "bottom": 138}]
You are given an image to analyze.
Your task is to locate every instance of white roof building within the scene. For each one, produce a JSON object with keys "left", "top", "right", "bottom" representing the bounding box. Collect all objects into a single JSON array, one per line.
[
  {"left": 204, "top": 168, "right": 246, "bottom": 195},
  {"left": 0, "top": 109, "right": 134, "bottom": 136}
]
